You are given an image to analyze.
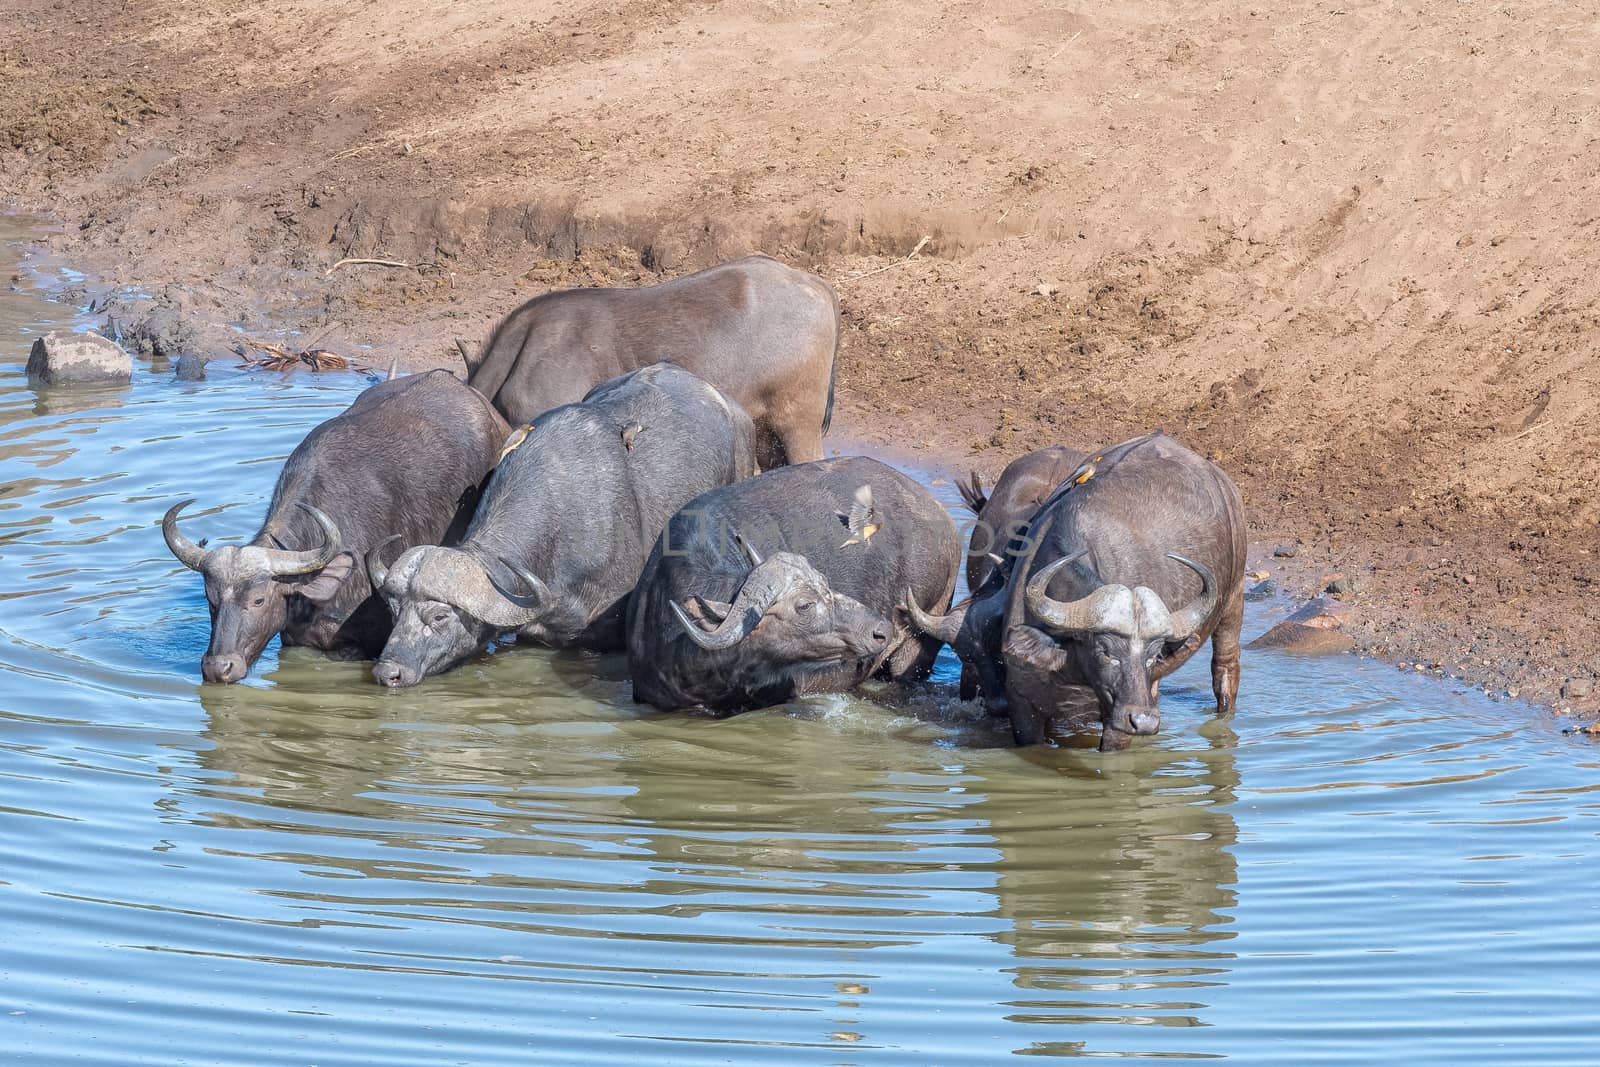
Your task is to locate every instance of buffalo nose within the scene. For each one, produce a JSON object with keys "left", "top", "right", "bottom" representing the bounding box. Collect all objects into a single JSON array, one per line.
[
  {"left": 1126, "top": 707, "right": 1161, "bottom": 735},
  {"left": 870, "top": 624, "right": 890, "bottom": 647},
  {"left": 372, "top": 660, "right": 416, "bottom": 688},
  {"left": 201, "top": 654, "right": 245, "bottom": 684}
]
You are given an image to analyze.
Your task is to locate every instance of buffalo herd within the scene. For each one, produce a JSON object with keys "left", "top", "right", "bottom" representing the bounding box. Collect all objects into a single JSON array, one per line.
[{"left": 163, "top": 254, "right": 1246, "bottom": 751}]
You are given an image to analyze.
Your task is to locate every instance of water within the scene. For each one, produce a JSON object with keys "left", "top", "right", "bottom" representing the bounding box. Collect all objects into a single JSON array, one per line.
[{"left": 2, "top": 217, "right": 1598, "bottom": 1065}]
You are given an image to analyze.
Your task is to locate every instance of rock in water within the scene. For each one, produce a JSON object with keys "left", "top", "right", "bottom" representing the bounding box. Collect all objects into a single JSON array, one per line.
[
  {"left": 1246, "top": 596, "right": 1357, "bottom": 655},
  {"left": 1248, "top": 624, "right": 1358, "bottom": 655},
  {"left": 1244, "top": 578, "right": 1279, "bottom": 601},
  {"left": 174, "top": 352, "right": 207, "bottom": 380},
  {"left": 26, "top": 330, "right": 132, "bottom": 386}
]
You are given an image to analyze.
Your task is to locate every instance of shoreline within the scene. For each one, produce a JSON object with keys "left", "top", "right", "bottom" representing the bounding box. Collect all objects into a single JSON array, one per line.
[{"left": 6, "top": 206, "right": 1587, "bottom": 726}]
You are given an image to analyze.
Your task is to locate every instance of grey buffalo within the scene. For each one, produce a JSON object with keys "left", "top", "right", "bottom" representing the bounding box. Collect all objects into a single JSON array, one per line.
[
  {"left": 629, "top": 456, "right": 961, "bottom": 712},
  {"left": 162, "top": 370, "right": 510, "bottom": 683},
  {"left": 912, "top": 432, "right": 1245, "bottom": 750},
  {"left": 466, "top": 254, "right": 838, "bottom": 470},
  {"left": 369, "top": 363, "right": 757, "bottom": 686}
]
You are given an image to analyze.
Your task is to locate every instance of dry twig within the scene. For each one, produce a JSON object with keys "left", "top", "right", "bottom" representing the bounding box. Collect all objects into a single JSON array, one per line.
[
  {"left": 325, "top": 257, "right": 412, "bottom": 277},
  {"left": 237, "top": 337, "right": 363, "bottom": 374},
  {"left": 839, "top": 235, "right": 932, "bottom": 283},
  {"left": 1049, "top": 30, "right": 1083, "bottom": 60}
]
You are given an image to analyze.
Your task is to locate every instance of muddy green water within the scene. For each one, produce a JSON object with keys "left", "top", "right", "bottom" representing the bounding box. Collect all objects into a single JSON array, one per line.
[{"left": 2, "top": 217, "right": 1597, "bottom": 1065}]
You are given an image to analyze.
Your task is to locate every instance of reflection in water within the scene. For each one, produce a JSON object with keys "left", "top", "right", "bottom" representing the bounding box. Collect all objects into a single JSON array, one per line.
[
  {"left": 990, "top": 730, "right": 1239, "bottom": 1047},
  {"left": 4, "top": 217, "right": 1600, "bottom": 1065},
  {"left": 181, "top": 641, "right": 1248, "bottom": 1059}
]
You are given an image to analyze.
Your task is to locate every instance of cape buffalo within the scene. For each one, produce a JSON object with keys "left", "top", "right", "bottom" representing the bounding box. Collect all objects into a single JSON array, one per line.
[
  {"left": 466, "top": 254, "right": 838, "bottom": 470},
  {"left": 162, "top": 369, "right": 510, "bottom": 683},
  {"left": 369, "top": 363, "right": 757, "bottom": 687},
  {"left": 910, "top": 432, "right": 1245, "bottom": 750},
  {"left": 629, "top": 456, "right": 961, "bottom": 712},
  {"left": 934, "top": 445, "right": 1088, "bottom": 701},
  {"left": 955, "top": 445, "right": 1088, "bottom": 594}
]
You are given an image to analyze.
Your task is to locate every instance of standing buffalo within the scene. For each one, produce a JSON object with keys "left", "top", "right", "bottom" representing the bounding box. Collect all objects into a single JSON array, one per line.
[
  {"left": 955, "top": 445, "right": 1087, "bottom": 595},
  {"left": 629, "top": 456, "right": 961, "bottom": 712},
  {"left": 162, "top": 370, "right": 510, "bottom": 683},
  {"left": 466, "top": 254, "right": 838, "bottom": 470},
  {"left": 934, "top": 445, "right": 1088, "bottom": 701},
  {"left": 911, "top": 432, "right": 1245, "bottom": 751},
  {"left": 369, "top": 363, "right": 756, "bottom": 687}
]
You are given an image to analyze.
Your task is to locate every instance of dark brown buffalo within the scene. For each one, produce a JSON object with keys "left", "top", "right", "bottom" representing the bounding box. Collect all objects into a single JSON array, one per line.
[
  {"left": 956, "top": 445, "right": 1087, "bottom": 593},
  {"left": 937, "top": 445, "right": 1088, "bottom": 700},
  {"left": 466, "top": 254, "right": 837, "bottom": 470},
  {"left": 912, "top": 432, "right": 1245, "bottom": 750},
  {"left": 162, "top": 370, "right": 510, "bottom": 683}
]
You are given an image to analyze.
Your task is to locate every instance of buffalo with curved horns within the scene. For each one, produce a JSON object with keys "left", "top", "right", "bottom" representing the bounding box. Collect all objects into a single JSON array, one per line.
[
  {"left": 629, "top": 456, "right": 961, "bottom": 712},
  {"left": 162, "top": 370, "right": 511, "bottom": 683},
  {"left": 466, "top": 254, "right": 838, "bottom": 470},
  {"left": 369, "top": 363, "right": 757, "bottom": 687},
  {"left": 909, "top": 431, "right": 1245, "bottom": 750}
]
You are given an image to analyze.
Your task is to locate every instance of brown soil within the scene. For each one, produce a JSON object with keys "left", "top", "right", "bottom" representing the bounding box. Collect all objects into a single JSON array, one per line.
[{"left": 4, "top": 0, "right": 1596, "bottom": 717}]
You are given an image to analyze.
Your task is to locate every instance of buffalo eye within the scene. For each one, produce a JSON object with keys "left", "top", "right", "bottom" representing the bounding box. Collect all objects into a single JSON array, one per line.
[
  {"left": 431, "top": 610, "right": 453, "bottom": 626},
  {"left": 251, "top": 595, "right": 267, "bottom": 608},
  {"left": 795, "top": 600, "right": 815, "bottom": 614}
]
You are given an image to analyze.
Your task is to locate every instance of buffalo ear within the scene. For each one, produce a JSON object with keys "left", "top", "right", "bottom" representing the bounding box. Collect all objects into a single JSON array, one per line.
[
  {"left": 294, "top": 552, "right": 355, "bottom": 602},
  {"left": 681, "top": 595, "right": 733, "bottom": 626},
  {"left": 1003, "top": 625, "right": 1071, "bottom": 673},
  {"left": 1163, "top": 632, "right": 1204, "bottom": 659}
]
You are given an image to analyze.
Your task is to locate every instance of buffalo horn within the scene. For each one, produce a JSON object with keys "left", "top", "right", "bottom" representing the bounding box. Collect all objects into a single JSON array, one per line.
[
  {"left": 903, "top": 587, "right": 964, "bottom": 644},
  {"left": 1025, "top": 550, "right": 1116, "bottom": 632},
  {"left": 366, "top": 534, "right": 401, "bottom": 590},
  {"left": 161, "top": 499, "right": 211, "bottom": 572},
  {"left": 483, "top": 557, "right": 554, "bottom": 620},
  {"left": 671, "top": 568, "right": 784, "bottom": 651},
  {"left": 1163, "top": 553, "right": 1218, "bottom": 639},
  {"left": 264, "top": 504, "right": 344, "bottom": 576},
  {"left": 734, "top": 532, "right": 763, "bottom": 568}
]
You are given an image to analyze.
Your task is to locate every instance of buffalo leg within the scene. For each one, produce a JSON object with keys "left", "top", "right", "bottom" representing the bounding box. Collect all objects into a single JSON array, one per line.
[
  {"left": 772, "top": 421, "right": 825, "bottom": 467},
  {"left": 973, "top": 652, "right": 1011, "bottom": 716},
  {"left": 752, "top": 424, "right": 786, "bottom": 471},
  {"left": 1210, "top": 585, "right": 1244, "bottom": 714},
  {"left": 959, "top": 661, "right": 978, "bottom": 701}
]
